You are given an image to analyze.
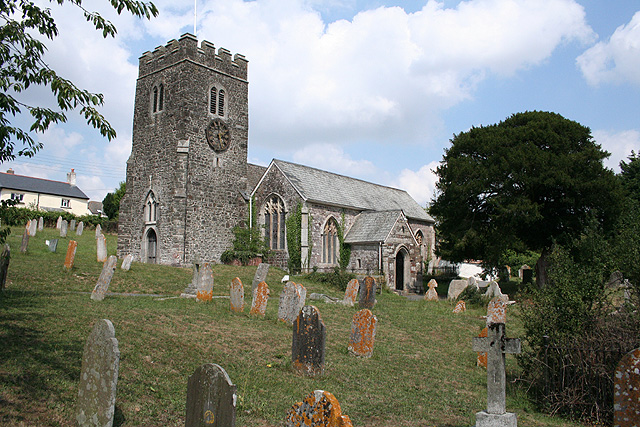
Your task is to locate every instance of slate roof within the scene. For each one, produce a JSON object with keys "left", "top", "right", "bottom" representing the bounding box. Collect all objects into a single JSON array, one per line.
[
  {"left": 0, "top": 172, "right": 89, "bottom": 199},
  {"left": 269, "top": 159, "right": 434, "bottom": 222},
  {"left": 344, "top": 210, "right": 403, "bottom": 243}
]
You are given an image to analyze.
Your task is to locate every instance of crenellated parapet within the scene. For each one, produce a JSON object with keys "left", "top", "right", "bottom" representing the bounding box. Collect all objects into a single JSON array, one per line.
[{"left": 139, "top": 33, "right": 248, "bottom": 80}]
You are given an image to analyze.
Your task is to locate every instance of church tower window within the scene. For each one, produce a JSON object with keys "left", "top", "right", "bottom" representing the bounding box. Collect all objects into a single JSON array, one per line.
[
  {"left": 145, "top": 192, "right": 157, "bottom": 223},
  {"left": 152, "top": 84, "right": 164, "bottom": 113},
  {"left": 210, "top": 86, "right": 226, "bottom": 117},
  {"left": 210, "top": 87, "right": 217, "bottom": 114},
  {"left": 152, "top": 86, "right": 158, "bottom": 113},
  {"left": 322, "top": 217, "right": 339, "bottom": 265},
  {"left": 263, "top": 196, "right": 285, "bottom": 250},
  {"left": 158, "top": 83, "right": 164, "bottom": 111},
  {"left": 218, "top": 89, "right": 225, "bottom": 116}
]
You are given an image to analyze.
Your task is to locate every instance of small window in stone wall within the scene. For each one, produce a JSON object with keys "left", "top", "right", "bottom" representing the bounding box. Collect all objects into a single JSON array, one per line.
[
  {"left": 263, "top": 196, "right": 285, "bottom": 250},
  {"left": 210, "top": 86, "right": 225, "bottom": 117},
  {"left": 145, "top": 192, "right": 158, "bottom": 223},
  {"left": 152, "top": 84, "right": 164, "bottom": 113},
  {"left": 322, "top": 218, "right": 339, "bottom": 264}
]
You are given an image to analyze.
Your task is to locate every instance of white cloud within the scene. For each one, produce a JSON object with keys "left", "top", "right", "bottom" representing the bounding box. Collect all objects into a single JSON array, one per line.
[
  {"left": 592, "top": 129, "right": 640, "bottom": 172},
  {"left": 392, "top": 161, "right": 440, "bottom": 207},
  {"left": 291, "top": 144, "right": 376, "bottom": 177},
  {"left": 577, "top": 11, "right": 640, "bottom": 86}
]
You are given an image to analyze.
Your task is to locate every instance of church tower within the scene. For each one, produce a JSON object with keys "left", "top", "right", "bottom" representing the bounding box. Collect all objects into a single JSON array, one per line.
[{"left": 118, "top": 34, "right": 249, "bottom": 266}]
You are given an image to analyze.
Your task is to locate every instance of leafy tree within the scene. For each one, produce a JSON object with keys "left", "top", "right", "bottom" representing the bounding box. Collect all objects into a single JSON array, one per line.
[
  {"left": 0, "top": 0, "right": 158, "bottom": 163},
  {"left": 102, "top": 181, "right": 125, "bottom": 219},
  {"left": 619, "top": 151, "right": 640, "bottom": 203},
  {"left": 429, "top": 111, "right": 622, "bottom": 287}
]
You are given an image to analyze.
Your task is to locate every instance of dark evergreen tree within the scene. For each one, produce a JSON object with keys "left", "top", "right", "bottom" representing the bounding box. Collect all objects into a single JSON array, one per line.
[{"left": 102, "top": 181, "right": 125, "bottom": 219}]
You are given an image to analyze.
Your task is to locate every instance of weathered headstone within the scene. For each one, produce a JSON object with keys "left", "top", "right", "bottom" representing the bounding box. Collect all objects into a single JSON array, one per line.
[
  {"left": 295, "top": 283, "right": 307, "bottom": 313},
  {"left": 196, "top": 263, "right": 214, "bottom": 302},
  {"left": 91, "top": 256, "right": 117, "bottom": 301},
  {"left": 28, "top": 219, "right": 37, "bottom": 237},
  {"left": 425, "top": 279, "right": 438, "bottom": 301},
  {"left": 186, "top": 363, "right": 237, "bottom": 427},
  {"left": 487, "top": 297, "right": 507, "bottom": 325},
  {"left": 518, "top": 264, "right": 530, "bottom": 280},
  {"left": 477, "top": 327, "right": 488, "bottom": 368},
  {"left": 182, "top": 260, "right": 201, "bottom": 297},
  {"left": 292, "top": 305, "right": 326, "bottom": 376},
  {"left": 60, "top": 220, "right": 68, "bottom": 237},
  {"left": 230, "top": 277, "right": 245, "bottom": 312},
  {"left": 75, "top": 319, "right": 120, "bottom": 427},
  {"left": 250, "top": 281, "right": 269, "bottom": 316},
  {"left": 251, "top": 262, "right": 269, "bottom": 296},
  {"left": 0, "top": 244, "right": 10, "bottom": 291},
  {"left": 20, "top": 228, "right": 29, "bottom": 253},
  {"left": 447, "top": 279, "right": 468, "bottom": 300},
  {"left": 472, "top": 300, "right": 521, "bottom": 426},
  {"left": 76, "top": 221, "right": 84, "bottom": 236},
  {"left": 48, "top": 239, "right": 59, "bottom": 253},
  {"left": 284, "top": 390, "right": 353, "bottom": 427},
  {"left": 522, "top": 268, "right": 533, "bottom": 284},
  {"left": 121, "top": 254, "right": 134, "bottom": 271},
  {"left": 358, "top": 276, "right": 376, "bottom": 309},
  {"left": 614, "top": 347, "right": 640, "bottom": 427},
  {"left": 278, "top": 282, "right": 306, "bottom": 325},
  {"left": 70, "top": 219, "right": 76, "bottom": 231},
  {"left": 64, "top": 240, "right": 78, "bottom": 269},
  {"left": 37, "top": 216, "right": 43, "bottom": 231},
  {"left": 484, "top": 281, "right": 505, "bottom": 299},
  {"left": 95, "top": 223, "right": 102, "bottom": 238},
  {"left": 56, "top": 215, "right": 62, "bottom": 229},
  {"left": 349, "top": 309, "right": 377, "bottom": 358},
  {"left": 453, "top": 300, "right": 466, "bottom": 313},
  {"left": 343, "top": 278, "right": 359, "bottom": 306},
  {"left": 96, "top": 234, "right": 107, "bottom": 263}
]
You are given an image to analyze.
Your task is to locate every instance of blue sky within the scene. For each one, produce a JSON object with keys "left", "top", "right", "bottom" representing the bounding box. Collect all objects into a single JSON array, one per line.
[{"left": 5, "top": 0, "right": 640, "bottom": 206}]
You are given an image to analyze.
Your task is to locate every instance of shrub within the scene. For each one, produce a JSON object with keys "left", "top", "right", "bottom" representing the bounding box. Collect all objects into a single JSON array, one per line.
[
  {"left": 303, "top": 267, "right": 356, "bottom": 291},
  {"left": 456, "top": 285, "right": 488, "bottom": 308}
]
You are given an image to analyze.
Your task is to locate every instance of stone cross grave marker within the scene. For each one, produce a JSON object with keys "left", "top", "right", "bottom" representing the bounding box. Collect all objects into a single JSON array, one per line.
[
  {"left": 64, "top": 240, "right": 78, "bottom": 269},
  {"left": 76, "top": 221, "right": 84, "bottom": 236},
  {"left": 75, "top": 319, "right": 120, "bottom": 427},
  {"left": 56, "top": 215, "right": 62, "bottom": 229},
  {"left": 472, "top": 298, "right": 521, "bottom": 426},
  {"left": 70, "top": 219, "right": 76, "bottom": 231},
  {"left": 343, "top": 278, "right": 359, "bottom": 306},
  {"left": 358, "top": 276, "right": 376, "bottom": 309},
  {"left": 28, "top": 219, "right": 37, "bottom": 237},
  {"left": 96, "top": 234, "right": 107, "bottom": 263},
  {"left": 453, "top": 300, "right": 466, "bottom": 314},
  {"left": 20, "top": 228, "right": 29, "bottom": 253},
  {"left": 186, "top": 363, "right": 237, "bottom": 427},
  {"left": 95, "top": 223, "right": 102, "bottom": 238},
  {"left": 614, "top": 347, "right": 640, "bottom": 427},
  {"left": 278, "top": 282, "right": 306, "bottom": 325},
  {"left": 91, "top": 256, "right": 117, "bottom": 301},
  {"left": 230, "top": 277, "right": 245, "bottom": 312},
  {"left": 60, "top": 220, "right": 68, "bottom": 237},
  {"left": 196, "top": 263, "right": 214, "bottom": 302},
  {"left": 425, "top": 279, "right": 438, "bottom": 301},
  {"left": 37, "top": 216, "right": 43, "bottom": 231},
  {"left": 48, "top": 239, "right": 59, "bottom": 253},
  {"left": 0, "top": 244, "right": 10, "bottom": 291},
  {"left": 349, "top": 308, "right": 377, "bottom": 358},
  {"left": 251, "top": 262, "right": 269, "bottom": 297},
  {"left": 284, "top": 390, "right": 353, "bottom": 427},
  {"left": 121, "top": 254, "right": 133, "bottom": 271},
  {"left": 250, "top": 281, "right": 269, "bottom": 316},
  {"left": 292, "top": 305, "right": 326, "bottom": 376}
]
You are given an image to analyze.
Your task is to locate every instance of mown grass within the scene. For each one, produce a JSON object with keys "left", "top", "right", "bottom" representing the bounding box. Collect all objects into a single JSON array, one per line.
[{"left": 0, "top": 226, "right": 587, "bottom": 426}]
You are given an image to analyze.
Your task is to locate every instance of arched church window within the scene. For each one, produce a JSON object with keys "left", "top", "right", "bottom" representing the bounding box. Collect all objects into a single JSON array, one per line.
[
  {"left": 415, "top": 230, "right": 423, "bottom": 245},
  {"left": 152, "top": 84, "right": 164, "bottom": 113},
  {"left": 263, "top": 196, "right": 285, "bottom": 250},
  {"left": 210, "top": 87, "right": 217, "bottom": 114},
  {"left": 210, "top": 86, "right": 226, "bottom": 117},
  {"left": 158, "top": 83, "right": 164, "bottom": 111},
  {"left": 218, "top": 89, "right": 225, "bottom": 116},
  {"left": 152, "top": 86, "right": 158, "bottom": 113},
  {"left": 322, "top": 218, "right": 339, "bottom": 265},
  {"left": 145, "top": 192, "right": 158, "bottom": 223}
]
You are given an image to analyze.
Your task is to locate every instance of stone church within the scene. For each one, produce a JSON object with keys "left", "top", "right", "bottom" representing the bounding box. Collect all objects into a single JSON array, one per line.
[{"left": 118, "top": 34, "right": 435, "bottom": 292}]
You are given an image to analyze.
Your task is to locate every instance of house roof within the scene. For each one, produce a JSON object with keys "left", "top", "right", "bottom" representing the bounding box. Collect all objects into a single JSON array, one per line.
[
  {"left": 266, "top": 159, "right": 434, "bottom": 223},
  {"left": 0, "top": 172, "right": 89, "bottom": 200},
  {"left": 344, "top": 210, "right": 404, "bottom": 243}
]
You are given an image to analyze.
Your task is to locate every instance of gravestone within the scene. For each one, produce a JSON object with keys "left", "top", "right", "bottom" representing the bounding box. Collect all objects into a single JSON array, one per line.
[
  {"left": 20, "top": 228, "right": 29, "bottom": 253},
  {"left": 358, "top": 276, "right": 376, "bottom": 309},
  {"left": 76, "top": 221, "right": 84, "bottom": 236},
  {"left": 453, "top": 300, "right": 466, "bottom": 313},
  {"left": 251, "top": 263, "right": 269, "bottom": 296},
  {"left": 182, "top": 260, "right": 201, "bottom": 297},
  {"left": 250, "top": 281, "right": 269, "bottom": 316},
  {"left": 186, "top": 363, "right": 237, "bottom": 427},
  {"left": 477, "top": 327, "right": 488, "bottom": 368},
  {"left": 95, "top": 223, "right": 102, "bottom": 238},
  {"left": 91, "top": 256, "right": 117, "bottom": 301},
  {"left": 295, "top": 283, "right": 307, "bottom": 314},
  {"left": 487, "top": 297, "right": 507, "bottom": 324},
  {"left": 70, "top": 219, "right": 76, "bottom": 231},
  {"left": 425, "top": 279, "right": 438, "bottom": 301},
  {"left": 518, "top": 264, "right": 530, "bottom": 280},
  {"left": 0, "top": 244, "right": 10, "bottom": 291},
  {"left": 196, "top": 263, "right": 214, "bottom": 302},
  {"left": 522, "top": 268, "right": 533, "bottom": 284},
  {"left": 292, "top": 305, "right": 326, "bottom": 376},
  {"left": 447, "top": 279, "right": 468, "bottom": 300},
  {"left": 348, "top": 309, "right": 377, "bottom": 358},
  {"left": 614, "top": 347, "right": 640, "bottom": 427},
  {"left": 60, "top": 220, "right": 68, "bottom": 237},
  {"left": 96, "top": 234, "right": 107, "bottom": 263},
  {"left": 48, "top": 239, "right": 59, "bottom": 253},
  {"left": 28, "top": 219, "right": 37, "bottom": 237},
  {"left": 343, "top": 278, "right": 359, "bottom": 306},
  {"left": 472, "top": 301, "right": 521, "bottom": 426},
  {"left": 229, "top": 277, "right": 245, "bottom": 312},
  {"left": 278, "top": 282, "right": 305, "bottom": 325},
  {"left": 284, "top": 390, "right": 353, "bottom": 427},
  {"left": 121, "top": 254, "right": 134, "bottom": 271},
  {"left": 56, "top": 215, "right": 62, "bottom": 229},
  {"left": 75, "top": 319, "right": 120, "bottom": 427},
  {"left": 484, "top": 281, "right": 504, "bottom": 299},
  {"left": 64, "top": 241, "right": 78, "bottom": 269},
  {"left": 37, "top": 216, "right": 43, "bottom": 231}
]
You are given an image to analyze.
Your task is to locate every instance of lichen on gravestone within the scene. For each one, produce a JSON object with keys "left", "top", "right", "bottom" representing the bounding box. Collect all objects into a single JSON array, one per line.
[
  {"left": 250, "top": 281, "right": 269, "bottom": 316},
  {"left": 349, "top": 309, "right": 377, "bottom": 358},
  {"left": 358, "top": 276, "right": 376, "bottom": 309},
  {"left": 284, "top": 390, "right": 353, "bottom": 427},
  {"left": 292, "top": 306, "right": 326, "bottom": 376}
]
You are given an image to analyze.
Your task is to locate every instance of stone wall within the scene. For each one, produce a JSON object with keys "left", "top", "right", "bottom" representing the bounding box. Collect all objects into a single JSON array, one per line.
[{"left": 307, "top": 203, "right": 360, "bottom": 273}]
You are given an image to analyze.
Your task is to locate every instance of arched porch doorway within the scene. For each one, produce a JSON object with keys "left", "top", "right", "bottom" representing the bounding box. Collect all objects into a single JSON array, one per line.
[
  {"left": 395, "top": 248, "right": 409, "bottom": 291},
  {"left": 146, "top": 228, "right": 157, "bottom": 264}
]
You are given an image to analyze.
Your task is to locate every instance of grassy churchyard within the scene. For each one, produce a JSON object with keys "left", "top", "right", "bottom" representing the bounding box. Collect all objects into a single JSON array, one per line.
[{"left": 0, "top": 226, "right": 588, "bottom": 427}]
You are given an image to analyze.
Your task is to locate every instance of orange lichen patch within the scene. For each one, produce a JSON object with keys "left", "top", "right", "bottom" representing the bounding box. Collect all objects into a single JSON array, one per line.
[
  {"left": 250, "top": 281, "right": 269, "bottom": 316},
  {"left": 614, "top": 347, "right": 640, "bottom": 427},
  {"left": 477, "top": 327, "right": 488, "bottom": 368},
  {"left": 63, "top": 240, "right": 77, "bottom": 269},
  {"left": 284, "top": 390, "right": 353, "bottom": 427},
  {"left": 348, "top": 309, "right": 377, "bottom": 358},
  {"left": 453, "top": 300, "right": 466, "bottom": 313},
  {"left": 425, "top": 279, "right": 438, "bottom": 301},
  {"left": 343, "top": 279, "right": 359, "bottom": 305},
  {"left": 196, "top": 290, "right": 213, "bottom": 302},
  {"left": 487, "top": 297, "right": 507, "bottom": 325},
  {"left": 230, "top": 277, "right": 245, "bottom": 312}
]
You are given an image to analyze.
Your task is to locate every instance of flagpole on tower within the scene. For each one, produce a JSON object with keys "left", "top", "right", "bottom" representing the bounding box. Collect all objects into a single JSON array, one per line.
[{"left": 194, "top": 0, "right": 197, "bottom": 36}]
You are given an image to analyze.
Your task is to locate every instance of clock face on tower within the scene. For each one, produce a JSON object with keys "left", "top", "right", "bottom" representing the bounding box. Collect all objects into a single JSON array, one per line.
[{"left": 205, "top": 118, "right": 231, "bottom": 152}]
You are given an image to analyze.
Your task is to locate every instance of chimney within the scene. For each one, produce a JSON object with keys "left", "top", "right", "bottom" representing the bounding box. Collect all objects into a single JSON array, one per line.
[
  {"left": 67, "top": 169, "right": 76, "bottom": 186},
  {"left": 6, "top": 168, "right": 14, "bottom": 174}
]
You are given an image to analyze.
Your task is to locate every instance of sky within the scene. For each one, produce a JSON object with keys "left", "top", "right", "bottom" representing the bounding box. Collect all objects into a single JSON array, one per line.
[{"left": 5, "top": 0, "right": 640, "bottom": 206}]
